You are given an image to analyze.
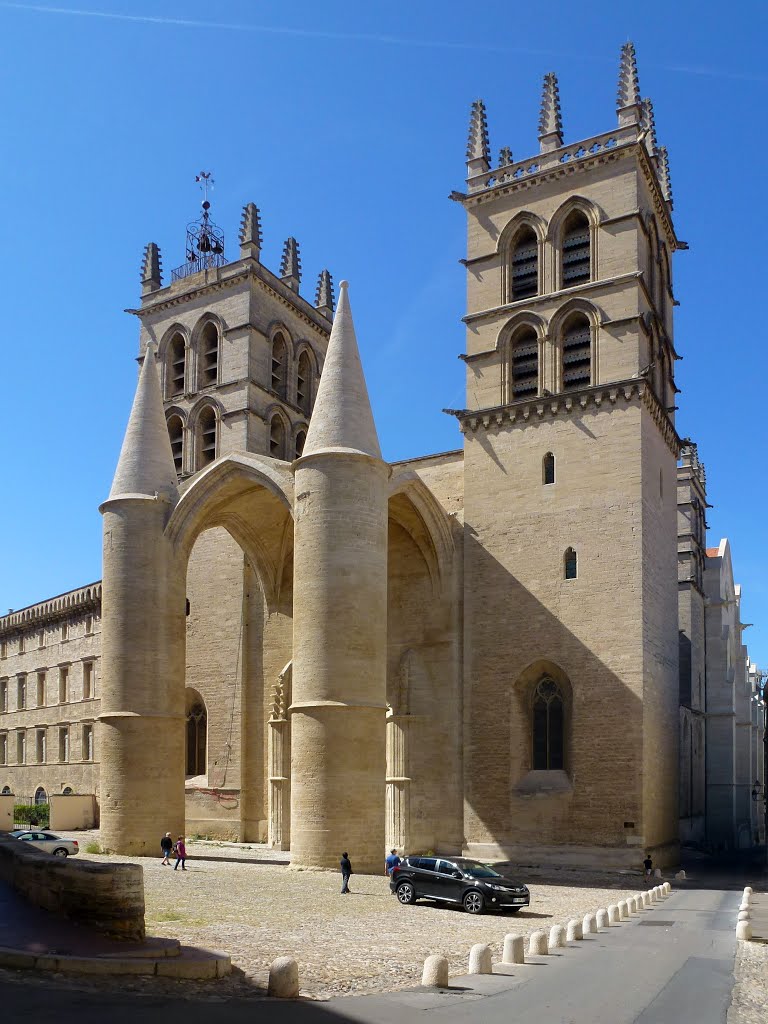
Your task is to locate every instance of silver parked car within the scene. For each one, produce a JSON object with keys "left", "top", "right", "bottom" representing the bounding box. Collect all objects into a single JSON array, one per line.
[{"left": 9, "top": 830, "right": 79, "bottom": 857}]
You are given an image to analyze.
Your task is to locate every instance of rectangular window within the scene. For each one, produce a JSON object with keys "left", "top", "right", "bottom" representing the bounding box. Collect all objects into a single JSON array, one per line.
[
  {"left": 18, "top": 635, "right": 24, "bottom": 654},
  {"left": 58, "top": 727, "right": 69, "bottom": 763},
  {"left": 0, "top": 679, "right": 7, "bottom": 713},
  {"left": 37, "top": 629, "right": 45, "bottom": 649},
  {"left": 16, "top": 731, "right": 26, "bottom": 764},
  {"left": 83, "top": 662, "right": 94, "bottom": 700},
  {"left": 59, "top": 666, "right": 69, "bottom": 704},
  {"left": 61, "top": 622, "right": 68, "bottom": 642},
  {"left": 1, "top": 641, "right": 6, "bottom": 659},
  {"left": 36, "top": 728, "right": 46, "bottom": 764},
  {"left": 17, "top": 676, "right": 26, "bottom": 710},
  {"left": 82, "top": 723, "right": 94, "bottom": 762},
  {"left": 0, "top": 733, "right": 6, "bottom": 765},
  {"left": 36, "top": 672, "right": 46, "bottom": 708},
  {"left": 85, "top": 615, "right": 93, "bottom": 636}
]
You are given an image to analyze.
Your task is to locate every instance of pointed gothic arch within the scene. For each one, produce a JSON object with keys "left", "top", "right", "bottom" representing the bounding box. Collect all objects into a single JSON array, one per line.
[{"left": 497, "top": 212, "right": 547, "bottom": 304}]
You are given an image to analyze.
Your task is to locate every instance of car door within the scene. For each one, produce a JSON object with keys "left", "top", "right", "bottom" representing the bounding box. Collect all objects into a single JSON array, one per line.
[
  {"left": 435, "top": 859, "right": 463, "bottom": 902},
  {"left": 413, "top": 857, "right": 441, "bottom": 898}
]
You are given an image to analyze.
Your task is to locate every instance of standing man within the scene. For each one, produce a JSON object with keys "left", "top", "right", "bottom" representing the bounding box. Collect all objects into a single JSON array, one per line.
[
  {"left": 160, "top": 831, "right": 173, "bottom": 865},
  {"left": 385, "top": 848, "right": 401, "bottom": 884},
  {"left": 174, "top": 835, "right": 187, "bottom": 872},
  {"left": 643, "top": 853, "right": 653, "bottom": 880},
  {"left": 340, "top": 851, "right": 352, "bottom": 894}
]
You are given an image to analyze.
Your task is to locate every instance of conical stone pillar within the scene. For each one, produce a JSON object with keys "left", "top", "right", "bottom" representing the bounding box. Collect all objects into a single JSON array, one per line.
[
  {"left": 290, "top": 281, "right": 389, "bottom": 873},
  {"left": 98, "top": 345, "right": 186, "bottom": 854}
]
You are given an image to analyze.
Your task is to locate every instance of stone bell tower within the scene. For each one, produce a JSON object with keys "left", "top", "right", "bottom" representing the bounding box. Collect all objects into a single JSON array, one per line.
[{"left": 454, "top": 43, "right": 684, "bottom": 867}]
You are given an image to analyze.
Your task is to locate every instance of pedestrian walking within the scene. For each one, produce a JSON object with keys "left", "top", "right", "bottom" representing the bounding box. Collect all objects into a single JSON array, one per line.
[
  {"left": 174, "top": 835, "right": 187, "bottom": 871},
  {"left": 385, "top": 848, "right": 401, "bottom": 885},
  {"left": 643, "top": 853, "right": 653, "bottom": 880},
  {"left": 340, "top": 851, "right": 352, "bottom": 893},
  {"left": 160, "top": 831, "right": 173, "bottom": 865}
]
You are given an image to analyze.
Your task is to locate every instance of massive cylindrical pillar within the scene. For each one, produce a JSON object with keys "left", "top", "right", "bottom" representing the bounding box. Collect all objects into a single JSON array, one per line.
[
  {"left": 290, "top": 453, "right": 389, "bottom": 873},
  {"left": 98, "top": 496, "right": 186, "bottom": 854}
]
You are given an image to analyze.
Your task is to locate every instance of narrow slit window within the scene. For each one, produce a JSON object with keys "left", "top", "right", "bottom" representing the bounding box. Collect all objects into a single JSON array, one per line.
[
  {"left": 564, "top": 547, "right": 577, "bottom": 580},
  {"left": 169, "top": 333, "right": 186, "bottom": 397},
  {"left": 167, "top": 415, "right": 184, "bottom": 475},
  {"left": 510, "top": 227, "right": 539, "bottom": 300},
  {"left": 198, "top": 406, "right": 217, "bottom": 468},
  {"left": 561, "top": 315, "right": 591, "bottom": 391},
  {"left": 561, "top": 211, "right": 591, "bottom": 287},
  {"left": 200, "top": 321, "right": 219, "bottom": 387},
  {"left": 510, "top": 327, "right": 539, "bottom": 401},
  {"left": 543, "top": 452, "right": 555, "bottom": 485},
  {"left": 296, "top": 352, "right": 311, "bottom": 414},
  {"left": 271, "top": 333, "right": 288, "bottom": 398}
]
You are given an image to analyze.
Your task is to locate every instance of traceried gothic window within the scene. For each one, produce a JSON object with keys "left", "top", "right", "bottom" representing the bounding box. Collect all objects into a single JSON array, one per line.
[
  {"left": 561, "top": 211, "right": 591, "bottom": 287},
  {"left": 199, "top": 321, "right": 219, "bottom": 388},
  {"left": 510, "top": 227, "right": 539, "bottom": 301},
  {"left": 543, "top": 452, "right": 555, "bottom": 485},
  {"left": 197, "top": 406, "right": 217, "bottom": 469},
  {"left": 271, "top": 332, "right": 288, "bottom": 398},
  {"left": 296, "top": 351, "right": 312, "bottom": 414},
  {"left": 167, "top": 415, "right": 184, "bottom": 475},
  {"left": 269, "top": 415, "right": 286, "bottom": 459},
  {"left": 34, "top": 786, "right": 47, "bottom": 805},
  {"left": 532, "top": 677, "right": 564, "bottom": 770},
  {"left": 561, "top": 314, "right": 592, "bottom": 391},
  {"left": 564, "top": 547, "right": 577, "bottom": 580},
  {"left": 168, "top": 333, "right": 186, "bottom": 398},
  {"left": 186, "top": 701, "right": 207, "bottom": 776},
  {"left": 509, "top": 327, "right": 539, "bottom": 401}
]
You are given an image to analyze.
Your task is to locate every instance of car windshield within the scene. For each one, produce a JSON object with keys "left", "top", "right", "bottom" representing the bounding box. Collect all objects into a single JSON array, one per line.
[{"left": 458, "top": 861, "right": 502, "bottom": 878}]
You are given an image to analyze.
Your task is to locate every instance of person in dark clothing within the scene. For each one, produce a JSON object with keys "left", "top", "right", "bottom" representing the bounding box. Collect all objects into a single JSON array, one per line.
[
  {"left": 340, "top": 852, "right": 352, "bottom": 894},
  {"left": 643, "top": 853, "right": 653, "bottom": 879},
  {"left": 160, "top": 832, "right": 173, "bottom": 866}
]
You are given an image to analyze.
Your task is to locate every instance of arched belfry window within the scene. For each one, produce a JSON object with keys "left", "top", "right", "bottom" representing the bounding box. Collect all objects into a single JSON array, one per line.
[
  {"left": 269, "top": 414, "right": 286, "bottom": 459},
  {"left": 197, "top": 406, "right": 217, "bottom": 469},
  {"left": 296, "top": 351, "right": 312, "bottom": 414},
  {"left": 532, "top": 677, "right": 564, "bottom": 770},
  {"left": 509, "top": 327, "right": 539, "bottom": 401},
  {"left": 168, "top": 333, "right": 186, "bottom": 398},
  {"left": 199, "top": 321, "right": 219, "bottom": 388},
  {"left": 510, "top": 227, "right": 539, "bottom": 301},
  {"left": 564, "top": 547, "right": 577, "bottom": 580},
  {"left": 561, "top": 314, "right": 592, "bottom": 391},
  {"left": 295, "top": 429, "right": 307, "bottom": 458},
  {"left": 543, "top": 452, "right": 555, "bottom": 485},
  {"left": 271, "top": 332, "right": 288, "bottom": 399},
  {"left": 167, "top": 415, "right": 184, "bottom": 475},
  {"left": 186, "top": 699, "right": 207, "bottom": 776},
  {"left": 561, "top": 211, "right": 591, "bottom": 287}
]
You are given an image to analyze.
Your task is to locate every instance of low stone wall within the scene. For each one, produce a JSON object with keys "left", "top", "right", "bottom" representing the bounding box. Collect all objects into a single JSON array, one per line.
[{"left": 0, "top": 838, "right": 145, "bottom": 941}]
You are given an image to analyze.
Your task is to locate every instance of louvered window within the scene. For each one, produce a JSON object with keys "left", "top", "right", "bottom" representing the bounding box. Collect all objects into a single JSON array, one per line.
[
  {"left": 198, "top": 406, "right": 217, "bottom": 468},
  {"left": 297, "top": 352, "right": 311, "bottom": 414},
  {"left": 509, "top": 328, "right": 539, "bottom": 401},
  {"left": 562, "top": 212, "right": 591, "bottom": 287},
  {"left": 271, "top": 333, "right": 288, "bottom": 398},
  {"left": 200, "top": 322, "right": 219, "bottom": 387},
  {"left": 269, "top": 415, "right": 285, "bottom": 459},
  {"left": 511, "top": 229, "right": 539, "bottom": 300},
  {"left": 295, "top": 430, "right": 307, "bottom": 458},
  {"left": 169, "top": 334, "right": 185, "bottom": 397},
  {"left": 561, "top": 317, "right": 591, "bottom": 391},
  {"left": 167, "top": 415, "right": 184, "bottom": 474}
]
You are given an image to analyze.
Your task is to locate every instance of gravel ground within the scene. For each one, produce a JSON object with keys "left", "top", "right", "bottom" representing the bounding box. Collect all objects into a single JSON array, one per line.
[
  {"left": 729, "top": 935, "right": 768, "bottom": 1024},
  {"left": 72, "top": 837, "right": 643, "bottom": 999}
]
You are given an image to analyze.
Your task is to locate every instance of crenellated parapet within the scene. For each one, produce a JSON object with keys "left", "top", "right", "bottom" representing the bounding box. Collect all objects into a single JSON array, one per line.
[{"left": 0, "top": 582, "right": 102, "bottom": 636}]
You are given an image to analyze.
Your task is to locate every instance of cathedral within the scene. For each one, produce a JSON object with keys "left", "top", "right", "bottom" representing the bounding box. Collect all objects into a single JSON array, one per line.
[{"left": 0, "top": 43, "right": 763, "bottom": 869}]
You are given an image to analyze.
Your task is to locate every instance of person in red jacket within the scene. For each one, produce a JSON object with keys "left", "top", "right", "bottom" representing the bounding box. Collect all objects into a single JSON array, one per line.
[{"left": 174, "top": 835, "right": 187, "bottom": 871}]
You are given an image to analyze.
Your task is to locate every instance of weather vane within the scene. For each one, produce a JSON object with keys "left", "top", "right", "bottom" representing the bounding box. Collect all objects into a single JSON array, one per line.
[{"left": 195, "top": 171, "right": 215, "bottom": 205}]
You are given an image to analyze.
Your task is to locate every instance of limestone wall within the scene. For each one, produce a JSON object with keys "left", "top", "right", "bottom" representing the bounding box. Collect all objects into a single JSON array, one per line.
[{"left": 0, "top": 836, "right": 144, "bottom": 940}]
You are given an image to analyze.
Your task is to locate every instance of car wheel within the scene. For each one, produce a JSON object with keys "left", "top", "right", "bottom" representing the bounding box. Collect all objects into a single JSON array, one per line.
[
  {"left": 463, "top": 890, "right": 484, "bottom": 914},
  {"left": 53, "top": 848, "right": 69, "bottom": 857},
  {"left": 396, "top": 882, "right": 416, "bottom": 905}
]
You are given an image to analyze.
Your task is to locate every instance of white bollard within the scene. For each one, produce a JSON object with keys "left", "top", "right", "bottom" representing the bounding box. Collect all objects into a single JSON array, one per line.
[
  {"left": 739, "top": 901, "right": 750, "bottom": 913},
  {"left": 663, "top": 882, "right": 672, "bottom": 895},
  {"left": 566, "top": 919, "right": 583, "bottom": 941},
  {"left": 650, "top": 888, "right": 658, "bottom": 903},
  {"left": 642, "top": 891, "right": 651, "bottom": 907},
  {"left": 548, "top": 925, "right": 566, "bottom": 950},
  {"left": 468, "top": 944, "right": 493, "bottom": 975},
  {"left": 738, "top": 910, "right": 750, "bottom": 922},
  {"left": 654, "top": 868, "right": 662, "bottom": 879},
  {"left": 736, "top": 920, "right": 752, "bottom": 941},
  {"left": 618, "top": 900, "right": 629, "bottom": 920},
  {"left": 675, "top": 870, "right": 686, "bottom": 880},
  {"left": 608, "top": 904, "right": 620, "bottom": 924},
  {"left": 422, "top": 955, "right": 449, "bottom": 988},
  {"left": 744, "top": 886, "right": 753, "bottom": 895},
  {"left": 268, "top": 957, "right": 299, "bottom": 999},
  {"left": 502, "top": 934, "right": 525, "bottom": 965},
  {"left": 596, "top": 909, "right": 609, "bottom": 930},
  {"left": 583, "top": 913, "right": 598, "bottom": 935},
  {"left": 529, "top": 930, "right": 548, "bottom": 956},
  {"left": 627, "top": 897, "right": 637, "bottom": 914}
]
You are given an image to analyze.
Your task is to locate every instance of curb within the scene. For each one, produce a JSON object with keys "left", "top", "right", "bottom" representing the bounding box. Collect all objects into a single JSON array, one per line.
[{"left": 0, "top": 944, "right": 231, "bottom": 979}]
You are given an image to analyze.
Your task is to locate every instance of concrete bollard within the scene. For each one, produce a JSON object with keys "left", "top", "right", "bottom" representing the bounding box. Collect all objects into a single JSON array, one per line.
[
  {"left": 502, "top": 934, "right": 525, "bottom": 965},
  {"left": 663, "top": 882, "right": 672, "bottom": 895},
  {"left": 642, "top": 891, "right": 651, "bottom": 907},
  {"left": 654, "top": 868, "right": 662, "bottom": 879},
  {"left": 736, "top": 920, "right": 752, "bottom": 941},
  {"left": 608, "top": 904, "right": 620, "bottom": 924},
  {"left": 548, "top": 925, "right": 566, "bottom": 950},
  {"left": 596, "top": 909, "right": 610, "bottom": 930},
  {"left": 422, "top": 955, "right": 449, "bottom": 988},
  {"left": 744, "top": 886, "right": 753, "bottom": 895},
  {"left": 675, "top": 870, "right": 686, "bottom": 880},
  {"left": 627, "top": 897, "right": 637, "bottom": 914},
  {"left": 738, "top": 910, "right": 750, "bottom": 922},
  {"left": 566, "top": 919, "right": 583, "bottom": 941},
  {"left": 583, "top": 913, "right": 598, "bottom": 934},
  {"left": 618, "top": 900, "right": 629, "bottom": 920},
  {"left": 268, "top": 957, "right": 299, "bottom": 999},
  {"left": 529, "top": 931, "right": 548, "bottom": 956},
  {"left": 739, "top": 901, "right": 750, "bottom": 913},
  {"left": 468, "top": 944, "right": 493, "bottom": 975},
  {"left": 650, "top": 888, "right": 658, "bottom": 903}
]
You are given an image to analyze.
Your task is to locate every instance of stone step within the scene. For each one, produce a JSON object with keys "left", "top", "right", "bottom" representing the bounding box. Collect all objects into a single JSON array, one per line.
[{"left": 0, "top": 943, "right": 231, "bottom": 979}]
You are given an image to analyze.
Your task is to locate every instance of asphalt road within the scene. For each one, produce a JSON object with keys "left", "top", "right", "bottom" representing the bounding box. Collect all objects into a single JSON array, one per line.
[{"left": 0, "top": 888, "right": 742, "bottom": 1024}]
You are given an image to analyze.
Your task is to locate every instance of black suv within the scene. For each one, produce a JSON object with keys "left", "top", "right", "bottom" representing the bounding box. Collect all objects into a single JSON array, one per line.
[{"left": 390, "top": 856, "right": 530, "bottom": 915}]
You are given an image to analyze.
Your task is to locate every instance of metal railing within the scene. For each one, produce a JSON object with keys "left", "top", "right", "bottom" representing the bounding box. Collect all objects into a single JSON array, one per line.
[{"left": 171, "top": 253, "right": 227, "bottom": 283}]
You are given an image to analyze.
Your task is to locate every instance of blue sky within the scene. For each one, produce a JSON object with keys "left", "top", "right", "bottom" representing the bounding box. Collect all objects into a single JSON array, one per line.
[{"left": 0, "top": 1, "right": 766, "bottom": 665}]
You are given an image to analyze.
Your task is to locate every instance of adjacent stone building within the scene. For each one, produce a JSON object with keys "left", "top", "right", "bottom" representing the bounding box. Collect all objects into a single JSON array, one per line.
[{"left": 0, "top": 43, "right": 762, "bottom": 868}]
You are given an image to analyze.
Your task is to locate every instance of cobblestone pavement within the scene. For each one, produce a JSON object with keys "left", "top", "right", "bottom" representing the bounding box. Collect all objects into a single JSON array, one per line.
[
  {"left": 729, "top": 934, "right": 768, "bottom": 1024},
  {"left": 71, "top": 838, "right": 643, "bottom": 999}
]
